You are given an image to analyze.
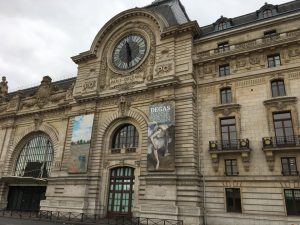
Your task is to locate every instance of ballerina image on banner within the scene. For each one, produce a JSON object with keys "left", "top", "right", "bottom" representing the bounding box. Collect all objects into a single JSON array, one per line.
[{"left": 147, "top": 102, "right": 175, "bottom": 171}]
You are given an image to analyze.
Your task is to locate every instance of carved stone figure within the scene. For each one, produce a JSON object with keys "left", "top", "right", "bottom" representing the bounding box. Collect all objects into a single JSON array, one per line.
[
  {"left": 36, "top": 76, "right": 52, "bottom": 108},
  {"left": 0, "top": 76, "right": 8, "bottom": 102},
  {"left": 118, "top": 96, "right": 131, "bottom": 116},
  {"left": 66, "top": 82, "right": 75, "bottom": 100}
]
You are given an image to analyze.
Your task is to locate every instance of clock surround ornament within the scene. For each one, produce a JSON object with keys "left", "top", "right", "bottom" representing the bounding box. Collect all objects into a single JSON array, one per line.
[{"left": 112, "top": 34, "right": 147, "bottom": 71}]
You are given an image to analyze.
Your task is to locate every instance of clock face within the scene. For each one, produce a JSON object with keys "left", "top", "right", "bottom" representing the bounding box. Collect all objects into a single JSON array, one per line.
[{"left": 112, "top": 34, "right": 147, "bottom": 70}]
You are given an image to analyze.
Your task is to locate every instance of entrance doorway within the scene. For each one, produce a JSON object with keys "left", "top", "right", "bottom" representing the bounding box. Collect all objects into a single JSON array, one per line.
[
  {"left": 7, "top": 186, "right": 46, "bottom": 211},
  {"left": 107, "top": 167, "right": 135, "bottom": 217}
]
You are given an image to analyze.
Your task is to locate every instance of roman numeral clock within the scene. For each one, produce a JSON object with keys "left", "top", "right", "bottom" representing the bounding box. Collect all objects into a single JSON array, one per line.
[{"left": 112, "top": 34, "right": 147, "bottom": 71}]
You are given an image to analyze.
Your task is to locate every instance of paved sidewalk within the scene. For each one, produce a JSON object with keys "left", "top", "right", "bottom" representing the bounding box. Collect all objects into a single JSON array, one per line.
[{"left": 0, "top": 217, "right": 64, "bottom": 225}]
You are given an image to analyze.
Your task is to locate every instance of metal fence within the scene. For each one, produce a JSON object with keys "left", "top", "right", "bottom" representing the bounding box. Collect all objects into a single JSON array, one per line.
[{"left": 0, "top": 210, "right": 184, "bottom": 225}]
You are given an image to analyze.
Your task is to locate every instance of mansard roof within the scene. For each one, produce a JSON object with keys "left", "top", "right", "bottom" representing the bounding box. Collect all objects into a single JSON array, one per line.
[
  {"left": 200, "top": 0, "right": 300, "bottom": 36},
  {"left": 145, "top": 0, "right": 190, "bottom": 26}
]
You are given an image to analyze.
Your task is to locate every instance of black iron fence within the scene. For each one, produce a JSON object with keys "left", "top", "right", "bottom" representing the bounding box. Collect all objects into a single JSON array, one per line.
[
  {"left": 0, "top": 210, "right": 184, "bottom": 225},
  {"left": 209, "top": 139, "right": 250, "bottom": 151},
  {"left": 262, "top": 136, "right": 300, "bottom": 148}
]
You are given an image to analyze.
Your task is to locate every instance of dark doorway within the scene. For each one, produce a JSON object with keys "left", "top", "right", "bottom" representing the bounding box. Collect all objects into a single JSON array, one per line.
[
  {"left": 7, "top": 186, "right": 46, "bottom": 211},
  {"left": 107, "top": 167, "right": 135, "bottom": 217}
]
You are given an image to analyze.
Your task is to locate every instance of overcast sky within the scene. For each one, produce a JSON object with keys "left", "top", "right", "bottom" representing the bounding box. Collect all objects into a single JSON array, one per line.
[{"left": 0, "top": 0, "right": 292, "bottom": 91}]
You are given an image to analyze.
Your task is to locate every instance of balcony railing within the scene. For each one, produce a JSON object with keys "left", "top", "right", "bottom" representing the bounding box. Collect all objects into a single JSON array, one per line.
[
  {"left": 209, "top": 139, "right": 250, "bottom": 151},
  {"left": 195, "top": 28, "right": 300, "bottom": 61},
  {"left": 262, "top": 136, "right": 300, "bottom": 148}
]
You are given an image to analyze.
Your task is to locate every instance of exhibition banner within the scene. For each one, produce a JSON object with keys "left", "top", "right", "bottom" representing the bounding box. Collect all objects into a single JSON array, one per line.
[
  {"left": 68, "top": 114, "right": 94, "bottom": 173},
  {"left": 147, "top": 102, "right": 175, "bottom": 171}
]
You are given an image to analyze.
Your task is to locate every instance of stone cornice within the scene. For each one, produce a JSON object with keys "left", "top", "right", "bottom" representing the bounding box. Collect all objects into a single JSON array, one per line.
[
  {"left": 213, "top": 103, "right": 241, "bottom": 114},
  {"left": 0, "top": 103, "right": 72, "bottom": 121},
  {"left": 161, "top": 21, "right": 201, "bottom": 39},
  {"left": 263, "top": 96, "right": 297, "bottom": 107},
  {"left": 71, "top": 51, "right": 97, "bottom": 64}
]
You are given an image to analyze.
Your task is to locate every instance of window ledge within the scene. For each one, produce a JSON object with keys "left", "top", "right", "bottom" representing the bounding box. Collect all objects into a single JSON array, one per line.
[
  {"left": 263, "top": 96, "right": 297, "bottom": 106},
  {"left": 213, "top": 103, "right": 240, "bottom": 116}
]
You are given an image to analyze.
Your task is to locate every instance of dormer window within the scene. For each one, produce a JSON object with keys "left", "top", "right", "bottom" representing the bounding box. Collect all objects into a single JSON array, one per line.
[
  {"left": 218, "top": 22, "right": 228, "bottom": 30},
  {"left": 257, "top": 3, "right": 278, "bottom": 19},
  {"left": 263, "top": 9, "right": 273, "bottom": 18},
  {"left": 214, "top": 16, "right": 232, "bottom": 31}
]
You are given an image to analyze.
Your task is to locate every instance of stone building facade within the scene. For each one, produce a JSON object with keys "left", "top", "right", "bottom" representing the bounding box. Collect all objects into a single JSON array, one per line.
[{"left": 0, "top": 0, "right": 300, "bottom": 225}]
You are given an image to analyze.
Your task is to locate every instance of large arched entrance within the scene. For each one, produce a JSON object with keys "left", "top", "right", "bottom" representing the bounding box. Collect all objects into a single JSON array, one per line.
[
  {"left": 107, "top": 167, "right": 135, "bottom": 217},
  {"left": 6, "top": 133, "right": 54, "bottom": 211}
]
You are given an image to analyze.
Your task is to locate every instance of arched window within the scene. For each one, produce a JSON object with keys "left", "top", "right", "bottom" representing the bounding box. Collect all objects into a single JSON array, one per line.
[
  {"left": 271, "top": 79, "right": 286, "bottom": 97},
  {"left": 263, "top": 9, "right": 273, "bottom": 18},
  {"left": 15, "top": 134, "right": 54, "bottom": 178},
  {"left": 112, "top": 124, "right": 139, "bottom": 149},
  {"left": 220, "top": 88, "right": 232, "bottom": 104}
]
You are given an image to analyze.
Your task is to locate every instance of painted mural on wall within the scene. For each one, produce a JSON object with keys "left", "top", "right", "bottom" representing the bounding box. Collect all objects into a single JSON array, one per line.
[
  {"left": 147, "top": 102, "right": 175, "bottom": 171},
  {"left": 68, "top": 114, "right": 94, "bottom": 173}
]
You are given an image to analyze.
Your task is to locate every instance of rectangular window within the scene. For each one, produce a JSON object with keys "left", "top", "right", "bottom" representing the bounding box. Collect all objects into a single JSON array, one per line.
[
  {"left": 281, "top": 157, "right": 298, "bottom": 176},
  {"left": 220, "top": 118, "right": 237, "bottom": 150},
  {"left": 220, "top": 88, "right": 232, "bottom": 104},
  {"left": 226, "top": 188, "right": 242, "bottom": 213},
  {"left": 225, "top": 159, "right": 238, "bottom": 176},
  {"left": 284, "top": 189, "right": 300, "bottom": 215},
  {"left": 268, "top": 54, "right": 281, "bottom": 68},
  {"left": 219, "top": 64, "right": 230, "bottom": 77},
  {"left": 273, "top": 112, "right": 294, "bottom": 146},
  {"left": 271, "top": 80, "right": 286, "bottom": 97},
  {"left": 217, "top": 42, "right": 229, "bottom": 52}
]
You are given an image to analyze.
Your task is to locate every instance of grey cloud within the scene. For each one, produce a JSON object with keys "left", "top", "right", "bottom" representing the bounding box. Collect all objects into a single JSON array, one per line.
[{"left": 0, "top": 0, "right": 291, "bottom": 91}]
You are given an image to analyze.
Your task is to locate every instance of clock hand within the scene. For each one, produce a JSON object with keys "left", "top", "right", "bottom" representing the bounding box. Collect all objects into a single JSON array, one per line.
[{"left": 125, "top": 42, "right": 132, "bottom": 68}]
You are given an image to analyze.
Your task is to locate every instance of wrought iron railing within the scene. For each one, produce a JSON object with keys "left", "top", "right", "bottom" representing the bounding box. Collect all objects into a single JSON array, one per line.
[
  {"left": 0, "top": 210, "right": 184, "bottom": 225},
  {"left": 209, "top": 139, "right": 250, "bottom": 151},
  {"left": 262, "top": 136, "right": 300, "bottom": 148}
]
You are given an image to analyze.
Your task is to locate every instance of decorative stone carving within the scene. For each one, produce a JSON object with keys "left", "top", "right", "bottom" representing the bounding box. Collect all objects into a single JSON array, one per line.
[
  {"left": 83, "top": 80, "right": 96, "bottom": 91},
  {"left": 66, "top": 82, "right": 75, "bottom": 100},
  {"left": 118, "top": 96, "right": 131, "bottom": 117},
  {"left": 213, "top": 103, "right": 241, "bottom": 117},
  {"left": 20, "top": 76, "right": 72, "bottom": 109},
  {"left": 36, "top": 76, "right": 52, "bottom": 108},
  {"left": 287, "top": 47, "right": 300, "bottom": 58},
  {"left": 154, "top": 62, "right": 174, "bottom": 78},
  {"left": 263, "top": 96, "right": 297, "bottom": 111},
  {"left": 50, "top": 92, "right": 66, "bottom": 103},
  {"left": 135, "top": 160, "right": 141, "bottom": 167},
  {"left": 0, "top": 76, "right": 8, "bottom": 103},
  {"left": 34, "top": 113, "right": 43, "bottom": 131},
  {"left": 110, "top": 73, "right": 144, "bottom": 90},
  {"left": 7, "top": 92, "right": 21, "bottom": 111},
  {"left": 249, "top": 56, "right": 261, "bottom": 65},
  {"left": 203, "top": 67, "right": 211, "bottom": 75}
]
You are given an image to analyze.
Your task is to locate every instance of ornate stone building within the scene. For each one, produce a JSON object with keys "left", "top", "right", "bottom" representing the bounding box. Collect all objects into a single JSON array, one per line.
[{"left": 0, "top": 0, "right": 300, "bottom": 224}]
